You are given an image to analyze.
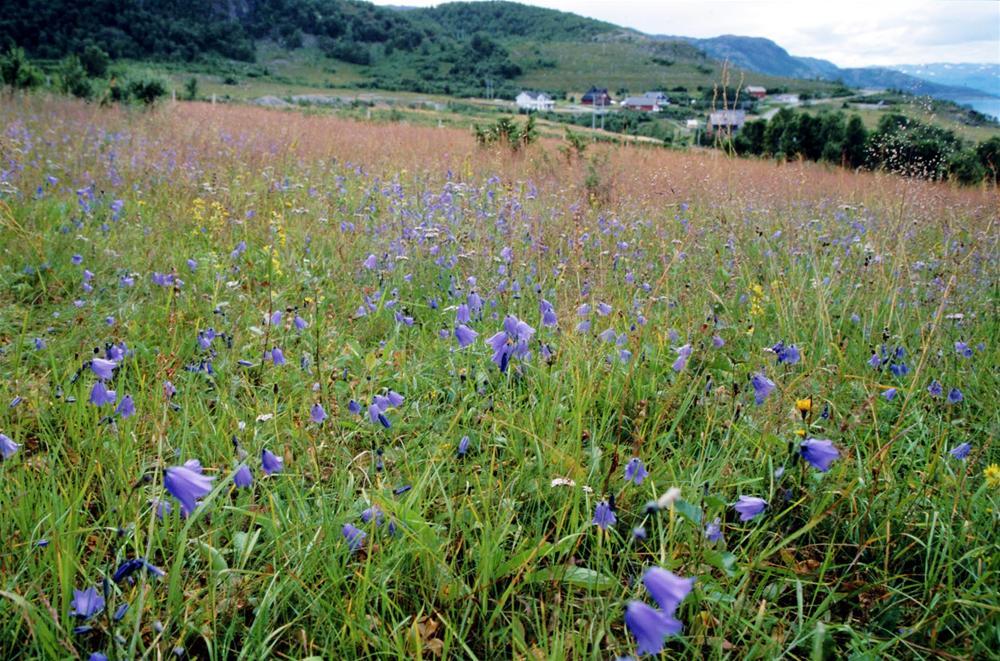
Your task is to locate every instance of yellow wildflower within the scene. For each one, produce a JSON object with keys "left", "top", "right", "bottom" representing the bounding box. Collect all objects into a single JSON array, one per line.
[
  {"left": 985, "top": 464, "right": 1000, "bottom": 489},
  {"left": 749, "top": 283, "right": 766, "bottom": 316}
]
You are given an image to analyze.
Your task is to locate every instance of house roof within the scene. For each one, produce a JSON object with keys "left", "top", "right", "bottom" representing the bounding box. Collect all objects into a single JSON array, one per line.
[
  {"left": 745, "top": 86, "right": 767, "bottom": 93},
  {"left": 709, "top": 110, "right": 746, "bottom": 124},
  {"left": 622, "top": 96, "right": 658, "bottom": 106},
  {"left": 518, "top": 91, "right": 551, "bottom": 100}
]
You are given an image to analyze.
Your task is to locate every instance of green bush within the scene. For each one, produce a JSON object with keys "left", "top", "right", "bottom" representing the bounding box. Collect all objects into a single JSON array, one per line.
[
  {"left": 57, "top": 55, "right": 92, "bottom": 99},
  {"left": 947, "top": 150, "right": 986, "bottom": 185},
  {"left": 106, "top": 73, "right": 168, "bottom": 106},
  {"left": 473, "top": 115, "right": 537, "bottom": 151},
  {"left": 80, "top": 42, "right": 110, "bottom": 78},
  {"left": 866, "top": 113, "right": 961, "bottom": 180},
  {"left": 975, "top": 136, "right": 1000, "bottom": 184},
  {"left": 0, "top": 46, "right": 44, "bottom": 90},
  {"left": 127, "top": 75, "right": 168, "bottom": 105}
]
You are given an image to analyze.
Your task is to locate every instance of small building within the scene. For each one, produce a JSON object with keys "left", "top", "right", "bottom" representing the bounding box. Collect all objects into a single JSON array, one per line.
[
  {"left": 642, "top": 91, "right": 670, "bottom": 105},
  {"left": 745, "top": 85, "right": 767, "bottom": 100},
  {"left": 621, "top": 96, "right": 662, "bottom": 112},
  {"left": 772, "top": 93, "right": 800, "bottom": 105},
  {"left": 581, "top": 87, "right": 612, "bottom": 106},
  {"left": 708, "top": 109, "right": 746, "bottom": 133},
  {"left": 685, "top": 119, "right": 702, "bottom": 129},
  {"left": 515, "top": 91, "right": 554, "bottom": 111}
]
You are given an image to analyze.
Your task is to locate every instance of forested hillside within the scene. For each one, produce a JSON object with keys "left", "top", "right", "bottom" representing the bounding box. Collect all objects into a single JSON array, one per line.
[{"left": 0, "top": 0, "right": 844, "bottom": 100}]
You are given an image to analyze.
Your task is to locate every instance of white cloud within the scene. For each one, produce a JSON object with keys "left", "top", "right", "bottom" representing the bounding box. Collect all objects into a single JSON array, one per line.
[{"left": 369, "top": 0, "right": 1000, "bottom": 66}]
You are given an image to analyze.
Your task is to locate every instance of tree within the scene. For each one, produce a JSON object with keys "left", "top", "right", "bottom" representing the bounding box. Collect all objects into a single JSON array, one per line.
[
  {"left": 733, "top": 120, "right": 765, "bottom": 156},
  {"left": 795, "top": 113, "right": 823, "bottom": 161},
  {"left": 125, "top": 74, "right": 168, "bottom": 105},
  {"left": 184, "top": 77, "right": 198, "bottom": 101},
  {"left": 975, "top": 136, "right": 1000, "bottom": 184},
  {"left": 57, "top": 55, "right": 92, "bottom": 99},
  {"left": 817, "top": 113, "right": 845, "bottom": 163},
  {"left": 763, "top": 108, "right": 795, "bottom": 156},
  {"left": 866, "top": 113, "right": 960, "bottom": 180},
  {"left": 947, "top": 150, "right": 985, "bottom": 185},
  {"left": 1, "top": 46, "right": 44, "bottom": 90},
  {"left": 842, "top": 115, "right": 868, "bottom": 169},
  {"left": 778, "top": 122, "right": 799, "bottom": 160},
  {"left": 80, "top": 42, "right": 110, "bottom": 78},
  {"left": 469, "top": 33, "right": 498, "bottom": 57}
]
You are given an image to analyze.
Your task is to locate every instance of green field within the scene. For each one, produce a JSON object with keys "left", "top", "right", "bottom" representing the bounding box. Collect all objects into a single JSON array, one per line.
[{"left": 0, "top": 93, "right": 997, "bottom": 659}]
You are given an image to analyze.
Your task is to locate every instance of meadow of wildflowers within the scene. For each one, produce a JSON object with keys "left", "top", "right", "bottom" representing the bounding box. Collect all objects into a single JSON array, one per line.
[{"left": 0, "top": 96, "right": 997, "bottom": 659}]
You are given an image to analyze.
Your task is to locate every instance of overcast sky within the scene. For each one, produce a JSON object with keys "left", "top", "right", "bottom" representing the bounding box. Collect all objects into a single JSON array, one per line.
[{"left": 370, "top": 0, "right": 1000, "bottom": 67}]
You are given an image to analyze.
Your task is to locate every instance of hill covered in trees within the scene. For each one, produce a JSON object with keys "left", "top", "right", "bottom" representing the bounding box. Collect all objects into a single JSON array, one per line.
[
  {"left": 0, "top": 0, "right": 845, "bottom": 100},
  {"left": 1, "top": 0, "right": 625, "bottom": 63},
  {"left": 1, "top": 0, "right": 434, "bottom": 62}
]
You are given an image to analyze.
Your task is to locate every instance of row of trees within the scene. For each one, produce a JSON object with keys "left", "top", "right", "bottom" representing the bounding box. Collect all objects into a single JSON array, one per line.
[
  {"left": 723, "top": 109, "right": 999, "bottom": 185},
  {"left": 1, "top": 46, "right": 170, "bottom": 105},
  {"left": 728, "top": 109, "right": 868, "bottom": 167}
]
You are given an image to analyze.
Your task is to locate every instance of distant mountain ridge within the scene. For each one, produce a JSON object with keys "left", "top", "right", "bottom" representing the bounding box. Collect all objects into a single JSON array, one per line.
[
  {"left": 679, "top": 34, "right": 998, "bottom": 103},
  {"left": 672, "top": 35, "right": 841, "bottom": 79},
  {"left": 890, "top": 63, "right": 1000, "bottom": 98}
]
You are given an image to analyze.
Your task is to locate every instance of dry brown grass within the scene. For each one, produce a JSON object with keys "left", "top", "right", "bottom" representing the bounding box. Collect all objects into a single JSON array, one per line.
[{"left": 5, "top": 94, "right": 996, "bottom": 226}]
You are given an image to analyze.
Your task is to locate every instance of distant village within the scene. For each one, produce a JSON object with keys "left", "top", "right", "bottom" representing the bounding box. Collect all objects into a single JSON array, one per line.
[{"left": 514, "top": 85, "right": 797, "bottom": 134}]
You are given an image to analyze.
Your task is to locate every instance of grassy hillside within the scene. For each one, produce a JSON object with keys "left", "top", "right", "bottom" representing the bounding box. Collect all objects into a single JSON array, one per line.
[{"left": 508, "top": 39, "right": 841, "bottom": 98}]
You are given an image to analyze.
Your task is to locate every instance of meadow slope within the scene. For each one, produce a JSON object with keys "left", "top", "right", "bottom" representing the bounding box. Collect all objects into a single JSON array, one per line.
[{"left": 0, "top": 96, "right": 997, "bottom": 659}]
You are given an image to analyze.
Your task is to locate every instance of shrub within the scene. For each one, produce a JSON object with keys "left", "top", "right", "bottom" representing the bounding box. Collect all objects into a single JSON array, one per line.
[
  {"left": 975, "top": 136, "right": 1000, "bottom": 184},
  {"left": 866, "top": 113, "right": 961, "bottom": 180},
  {"left": 473, "top": 115, "right": 537, "bottom": 151},
  {"left": 107, "top": 73, "right": 168, "bottom": 106},
  {"left": 947, "top": 150, "right": 986, "bottom": 185},
  {"left": 127, "top": 75, "right": 168, "bottom": 105},
  {"left": 80, "top": 42, "right": 110, "bottom": 78},
  {"left": 58, "top": 55, "right": 92, "bottom": 99},
  {"left": 561, "top": 128, "right": 588, "bottom": 161},
  {"left": 0, "top": 46, "right": 44, "bottom": 90}
]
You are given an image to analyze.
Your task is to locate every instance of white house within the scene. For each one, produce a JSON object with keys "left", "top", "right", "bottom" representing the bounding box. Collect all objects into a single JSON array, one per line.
[
  {"left": 708, "top": 109, "right": 746, "bottom": 133},
  {"left": 515, "top": 91, "right": 554, "bottom": 111},
  {"left": 772, "top": 93, "right": 800, "bottom": 105},
  {"left": 642, "top": 91, "right": 670, "bottom": 105}
]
